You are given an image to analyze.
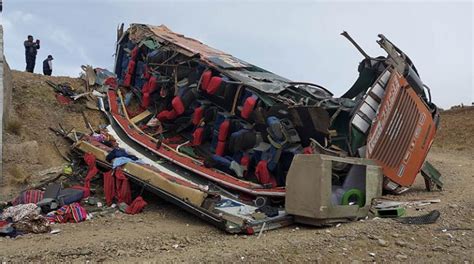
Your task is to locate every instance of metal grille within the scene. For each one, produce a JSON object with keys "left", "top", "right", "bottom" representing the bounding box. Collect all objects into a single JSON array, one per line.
[{"left": 371, "top": 88, "right": 420, "bottom": 168}]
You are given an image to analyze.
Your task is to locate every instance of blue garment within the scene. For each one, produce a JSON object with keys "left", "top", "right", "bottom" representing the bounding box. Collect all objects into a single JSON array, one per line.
[
  {"left": 112, "top": 157, "right": 134, "bottom": 169},
  {"left": 112, "top": 157, "right": 145, "bottom": 169},
  {"left": 106, "top": 148, "right": 138, "bottom": 162}
]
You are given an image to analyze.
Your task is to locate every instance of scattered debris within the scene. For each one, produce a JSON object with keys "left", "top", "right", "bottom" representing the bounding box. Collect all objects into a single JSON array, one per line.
[
  {"left": 377, "top": 238, "right": 389, "bottom": 247},
  {"left": 395, "top": 210, "right": 441, "bottom": 225}
]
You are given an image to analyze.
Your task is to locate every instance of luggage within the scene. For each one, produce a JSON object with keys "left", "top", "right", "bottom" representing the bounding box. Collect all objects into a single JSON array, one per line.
[{"left": 57, "top": 188, "right": 85, "bottom": 205}]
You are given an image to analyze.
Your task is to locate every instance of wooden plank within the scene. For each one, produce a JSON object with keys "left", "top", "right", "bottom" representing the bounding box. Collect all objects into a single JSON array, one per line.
[
  {"left": 75, "top": 140, "right": 207, "bottom": 206},
  {"left": 130, "top": 110, "right": 152, "bottom": 124}
]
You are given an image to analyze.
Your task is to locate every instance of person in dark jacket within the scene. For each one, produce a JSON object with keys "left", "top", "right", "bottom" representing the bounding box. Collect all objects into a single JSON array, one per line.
[
  {"left": 24, "top": 35, "right": 40, "bottom": 73},
  {"left": 43, "top": 55, "right": 53, "bottom": 76}
]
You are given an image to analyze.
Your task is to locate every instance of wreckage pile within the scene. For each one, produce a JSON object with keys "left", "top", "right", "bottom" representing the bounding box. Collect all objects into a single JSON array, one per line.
[{"left": 1, "top": 23, "right": 445, "bottom": 236}]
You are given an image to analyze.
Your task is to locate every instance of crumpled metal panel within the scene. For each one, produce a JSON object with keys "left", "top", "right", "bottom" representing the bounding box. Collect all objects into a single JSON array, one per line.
[{"left": 134, "top": 24, "right": 293, "bottom": 94}]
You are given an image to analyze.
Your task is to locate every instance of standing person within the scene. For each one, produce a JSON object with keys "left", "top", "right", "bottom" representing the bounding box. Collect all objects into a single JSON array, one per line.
[
  {"left": 24, "top": 35, "right": 40, "bottom": 73},
  {"left": 43, "top": 55, "right": 53, "bottom": 76}
]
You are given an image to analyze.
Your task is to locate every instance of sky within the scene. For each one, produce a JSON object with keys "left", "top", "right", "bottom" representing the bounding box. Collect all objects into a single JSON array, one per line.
[{"left": 1, "top": 0, "right": 472, "bottom": 108}]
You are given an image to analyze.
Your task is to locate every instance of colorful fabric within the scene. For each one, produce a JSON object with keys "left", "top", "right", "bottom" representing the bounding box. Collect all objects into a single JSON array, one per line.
[
  {"left": 103, "top": 170, "right": 116, "bottom": 206},
  {"left": 13, "top": 214, "right": 51, "bottom": 234},
  {"left": 12, "top": 190, "right": 44, "bottom": 205},
  {"left": 46, "top": 203, "right": 87, "bottom": 224},
  {"left": 125, "top": 196, "right": 147, "bottom": 215},
  {"left": 114, "top": 168, "right": 132, "bottom": 205},
  {"left": 84, "top": 152, "right": 99, "bottom": 190},
  {"left": 1, "top": 204, "right": 40, "bottom": 222}
]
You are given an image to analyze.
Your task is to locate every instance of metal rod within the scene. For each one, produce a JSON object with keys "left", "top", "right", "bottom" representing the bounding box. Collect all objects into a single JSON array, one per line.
[{"left": 341, "top": 31, "right": 371, "bottom": 59}]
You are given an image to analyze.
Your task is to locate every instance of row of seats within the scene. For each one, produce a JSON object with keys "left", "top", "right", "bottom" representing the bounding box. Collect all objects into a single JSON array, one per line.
[{"left": 117, "top": 43, "right": 303, "bottom": 187}]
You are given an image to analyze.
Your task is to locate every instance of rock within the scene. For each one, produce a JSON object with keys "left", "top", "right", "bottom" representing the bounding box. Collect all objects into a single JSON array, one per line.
[
  {"left": 395, "top": 254, "right": 408, "bottom": 260},
  {"left": 368, "top": 235, "right": 379, "bottom": 240},
  {"left": 432, "top": 246, "right": 446, "bottom": 252},
  {"left": 449, "top": 204, "right": 459, "bottom": 208},
  {"left": 160, "top": 246, "right": 168, "bottom": 251},
  {"left": 391, "top": 233, "right": 400, "bottom": 238},
  {"left": 407, "top": 243, "right": 417, "bottom": 250},
  {"left": 79, "top": 249, "right": 92, "bottom": 255},
  {"left": 377, "top": 239, "right": 389, "bottom": 247},
  {"left": 369, "top": 252, "right": 376, "bottom": 257},
  {"left": 395, "top": 240, "right": 407, "bottom": 247}
]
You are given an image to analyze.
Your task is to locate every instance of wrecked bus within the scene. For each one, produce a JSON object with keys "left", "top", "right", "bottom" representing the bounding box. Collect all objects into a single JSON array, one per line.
[{"left": 74, "top": 23, "right": 439, "bottom": 232}]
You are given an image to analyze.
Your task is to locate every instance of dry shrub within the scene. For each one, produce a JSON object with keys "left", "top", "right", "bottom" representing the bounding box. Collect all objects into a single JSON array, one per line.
[
  {"left": 8, "top": 165, "right": 30, "bottom": 185},
  {"left": 6, "top": 119, "right": 22, "bottom": 135}
]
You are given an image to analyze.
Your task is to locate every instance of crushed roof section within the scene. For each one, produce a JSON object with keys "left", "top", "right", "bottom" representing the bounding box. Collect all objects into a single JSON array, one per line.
[{"left": 128, "top": 23, "right": 293, "bottom": 94}]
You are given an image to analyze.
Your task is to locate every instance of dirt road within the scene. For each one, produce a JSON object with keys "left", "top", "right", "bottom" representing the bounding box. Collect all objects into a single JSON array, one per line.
[{"left": 1, "top": 147, "right": 472, "bottom": 263}]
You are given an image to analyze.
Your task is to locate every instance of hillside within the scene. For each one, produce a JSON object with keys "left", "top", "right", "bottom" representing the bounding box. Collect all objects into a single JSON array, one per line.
[{"left": 1, "top": 70, "right": 106, "bottom": 199}]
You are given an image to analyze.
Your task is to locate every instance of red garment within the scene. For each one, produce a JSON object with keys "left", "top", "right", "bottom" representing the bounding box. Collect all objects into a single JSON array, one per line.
[
  {"left": 46, "top": 203, "right": 87, "bottom": 224},
  {"left": 114, "top": 168, "right": 132, "bottom": 205},
  {"left": 125, "top": 196, "right": 147, "bottom": 215},
  {"left": 55, "top": 94, "right": 72, "bottom": 105},
  {"left": 12, "top": 190, "right": 44, "bottom": 205},
  {"left": 83, "top": 153, "right": 99, "bottom": 190},
  {"left": 103, "top": 170, "right": 116, "bottom": 206}
]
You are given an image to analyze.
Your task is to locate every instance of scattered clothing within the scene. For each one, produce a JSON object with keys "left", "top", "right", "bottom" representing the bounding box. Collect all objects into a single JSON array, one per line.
[
  {"left": 55, "top": 94, "right": 73, "bottom": 105},
  {"left": 112, "top": 157, "right": 134, "bottom": 169},
  {"left": 125, "top": 196, "right": 147, "bottom": 215},
  {"left": 1, "top": 204, "right": 41, "bottom": 222},
  {"left": 103, "top": 170, "right": 116, "bottom": 206},
  {"left": 12, "top": 190, "right": 44, "bottom": 206},
  {"left": 13, "top": 214, "right": 51, "bottom": 234},
  {"left": 91, "top": 133, "right": 107, "bottom": 142},
  {"left": 114, "top": 168, "right": 132, "bottom": 205},
  {"left": 112, "top": 157, "right": 145, "bottom": 169},
  {"left": 84, "top": 152, "right": 99, "bottom": 190},
  {"left": 57, "top": 188, "right": 84, "bottom": 205},
  {"left": 0, "top": 220, "right": 17, "bottom": 237},
  {"left": 106, "top": 148, "right": 138, "bottom": 163},
  {"left": 46, "top": 203, "right": 87, "bottom": 224}
]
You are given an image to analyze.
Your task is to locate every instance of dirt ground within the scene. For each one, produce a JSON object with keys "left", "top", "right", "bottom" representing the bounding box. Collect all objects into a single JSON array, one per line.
[{"left": 1, "top": 72, "right": 473, "bottom": 263}]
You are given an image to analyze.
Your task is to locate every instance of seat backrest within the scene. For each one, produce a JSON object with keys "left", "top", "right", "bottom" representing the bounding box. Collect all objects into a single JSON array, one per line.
[{"left": 200, "top": 70, "right": 212, "bottom": 91}]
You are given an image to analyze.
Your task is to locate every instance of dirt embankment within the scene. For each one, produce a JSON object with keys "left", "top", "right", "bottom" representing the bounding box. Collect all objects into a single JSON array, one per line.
[
  {"left": 433, "top": 107, "right": 474, "bottom": 153},
  {"left": 1, "top": 70, "right": 105, "bottom": 200}
]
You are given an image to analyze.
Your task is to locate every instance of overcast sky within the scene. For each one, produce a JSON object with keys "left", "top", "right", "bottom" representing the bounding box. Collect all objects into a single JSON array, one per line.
[{"left": 1, "top": 0, "right": 472, "bottom": 108}]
